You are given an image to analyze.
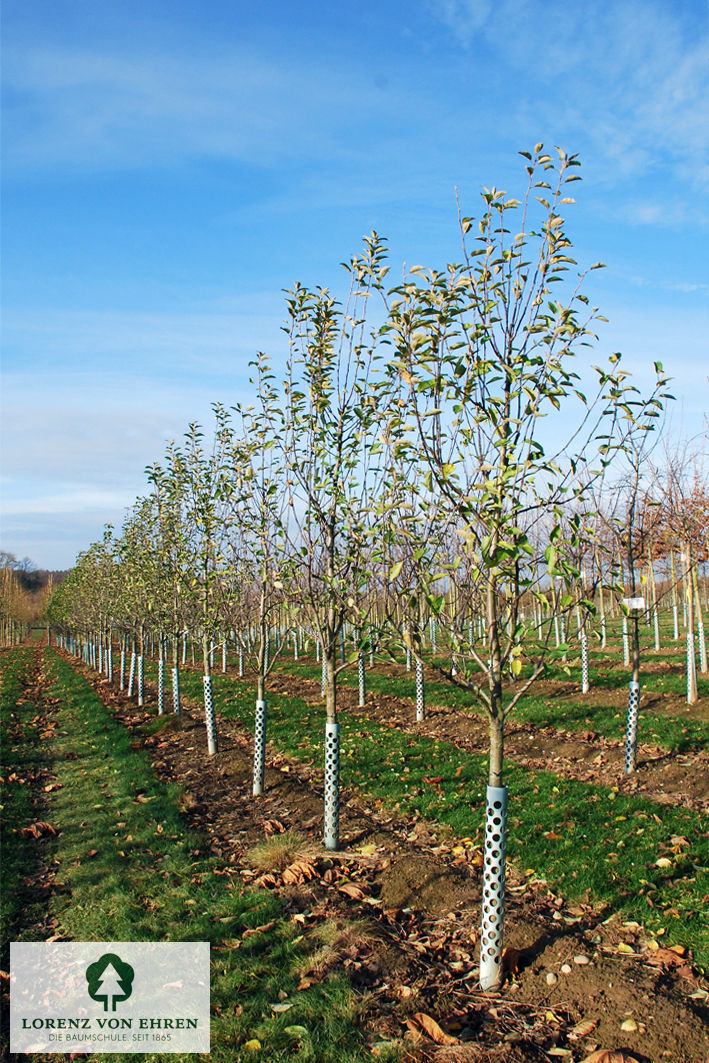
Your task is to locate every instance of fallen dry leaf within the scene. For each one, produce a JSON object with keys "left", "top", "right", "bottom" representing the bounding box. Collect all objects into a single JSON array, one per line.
[
  {"left": 582, "top": 1052, "right": 639, "bottom": 1063},
  {"left": 242, "top": 921, "right": 276, "bottom": 939},
  {"left": 338, "top": 882, "right": 367, "bottom": 901},
  {"left": 282, "top": 860, "right": 316, "bottom": 885},
  {"left": 570, "top": 1018, "right": 599, "bottom": 1039},
  {"left": 19, "top": 821, "right": 57, "bottom": 839},
  {"left": 410, "top": 1012, "right": 459, "bottom": 1046},
  {"left": 643, "top": 947, "right": 688, "bottom": 969}
]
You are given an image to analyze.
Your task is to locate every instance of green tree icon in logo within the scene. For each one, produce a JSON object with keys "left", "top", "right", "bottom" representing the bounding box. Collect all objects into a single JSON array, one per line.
[{"left": 86, "top": 953, "right": 135, "bottom": 1011}]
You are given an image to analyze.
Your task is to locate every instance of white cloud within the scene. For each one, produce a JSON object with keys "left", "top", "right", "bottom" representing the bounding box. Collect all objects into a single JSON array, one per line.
[
  {"left": 428, "top": 0, "right": 709, "bottom": 190},
  {"left": 2, "top": 40, "right": 414, "bottom": 176}
]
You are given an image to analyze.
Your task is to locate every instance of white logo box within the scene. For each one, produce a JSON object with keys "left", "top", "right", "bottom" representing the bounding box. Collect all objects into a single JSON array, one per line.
[{"left": 11, "top": 942, "right": 210, "bottom": 1053}]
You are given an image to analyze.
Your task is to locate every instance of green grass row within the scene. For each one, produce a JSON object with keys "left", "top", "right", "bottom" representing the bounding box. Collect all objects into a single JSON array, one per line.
[
  {"left": 270, "top": 657, "right": 708, "bottom": 754},
  {"left": 143, "top": 661, "right": 709, "bottom": 972},
  {"left": 1, "top": 648, "right": 381, "bottom": 1063},
  {"left": 0, "top": 646, "right": 49, "bottom": 959}
]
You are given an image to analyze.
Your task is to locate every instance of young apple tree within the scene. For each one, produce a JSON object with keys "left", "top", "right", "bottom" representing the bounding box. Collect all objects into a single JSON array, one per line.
[
  {"left": 278, "top": 236, "right": 389, "bottom": 849},
  {"left": 377, "top": 145, "right": 669, "bottom": 990},
  {"left": 223, "top": 353, "right": 294, "bottom": 796}
]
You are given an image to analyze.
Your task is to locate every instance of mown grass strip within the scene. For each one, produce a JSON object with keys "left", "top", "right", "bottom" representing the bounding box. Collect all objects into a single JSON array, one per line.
[
  {"left": 157, "top": 665, "right": 709, "bottom": 971},
  {"left": 3, "top": 649, "right": 379, "bottom": 1063},
  {"left": 270, "top": 656, "right": 708, "bottom": 754},
  {"left": 0, "top": 647, "right": 52, "bottom": 963}
]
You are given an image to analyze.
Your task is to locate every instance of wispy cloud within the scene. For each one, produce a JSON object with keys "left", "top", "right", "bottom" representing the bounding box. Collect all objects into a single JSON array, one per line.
[
  {"left": 2, "top": 303, "right": 286, "bottom": 376},
  {"left": 427, "top": 0, "right": 709, "bottom": 189},
  {"left": 2, "top": 41, "right": 413, "bottom": 176}
]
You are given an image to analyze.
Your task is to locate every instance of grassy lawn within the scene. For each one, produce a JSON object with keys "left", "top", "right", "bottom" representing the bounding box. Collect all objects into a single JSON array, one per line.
[
  {"left": 1, "top": 648, "right": 379, "bottom": 1063},
  {"left": 154, "top": 663, "right": 709, "bottom": 972},
  {"left": 269, "top": 655, "right": 709, "bottom": 753}
]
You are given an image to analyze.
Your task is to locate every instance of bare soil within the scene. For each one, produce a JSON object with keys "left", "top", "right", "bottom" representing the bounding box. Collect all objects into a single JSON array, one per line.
[
  {"left": 59, "top": 650, "right": 709, "bottom": 1063},
  {"left": 264, "top": 671, "right": 709, "bottom": 814}
]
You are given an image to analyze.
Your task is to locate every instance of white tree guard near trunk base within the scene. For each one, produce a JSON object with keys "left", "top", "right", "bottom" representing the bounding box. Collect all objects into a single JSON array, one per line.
[
  {"left": 358, "top": 653, "right": 366, "bottom": 708},
  {"left": 107, "top": 647, "right": 113, "bottom": 685},
  {"left": 321, "top": 654, "right": 327, "bottom": 698},
  {"left": 624, "top": 681, "right": 641, "bottom": 774},
  {"left": 171, "top": 667, "right": 181, "bottom": 716},
  {"left": 479, "top": 784, "right": 508, "bottom": 991},
  {"left": 203, "top": 675, "right": 218, "bottom": 755},
  {"left": 253, "top": 699, "right": 267, "bottom": 796},
  {"left": 698, "top": 622, "right": 707, "bottom": 674},
  {"left": 687, "top": 630, "right": 697, "bottom": 703},
  {"left": 120, "top": 650, "right": 126, "bottom": 690},
  {"left": 127, "top": 652, "right": 136, "bottom": 697},
  {"left": 622, "top": 617, "right": 630, "bottom": 667},
  {"left": 157, "top": 658, "right": 165, "bottom": 716},
  {"left": 580, "top": 631, "right": 589, "bottom": 694},
  {"left": 137, "top": 655, "right": 145, "bottom": 707},
  {"left": 324, "top": 720, "right": 340, "bottom": 851},
  {"left": 415, "top": 658, "right": 425, "bottom": 722}
]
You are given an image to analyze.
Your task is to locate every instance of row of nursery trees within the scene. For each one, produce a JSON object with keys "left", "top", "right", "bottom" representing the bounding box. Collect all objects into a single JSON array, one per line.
[
  {"left": 47, "top": 148, "right": 706, "bottom": 991},
  {"left": 0, "top": 553, "right": 60, "bottom": 647}
]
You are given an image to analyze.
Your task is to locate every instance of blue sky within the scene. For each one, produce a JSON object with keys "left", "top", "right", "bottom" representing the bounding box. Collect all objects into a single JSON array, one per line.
[{"left": 2, "top": 0, "right": 708, "bottom": 570}]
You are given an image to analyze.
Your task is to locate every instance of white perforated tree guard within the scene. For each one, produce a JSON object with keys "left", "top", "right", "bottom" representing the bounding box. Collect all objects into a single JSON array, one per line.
[
  {"left": 405, "top": 644, "right": 412, "bottom": 672},
  {"left": 137, "top": 655, "right": 145, "bottom": 707},
  {"left": 321, "top": 654, "right": 327, "bottom": 697},
  {"left": 673, "top": 605, "right": 679, "bottom": 641},
  {"left": 479, "top": 784, "right": 508, "bottom": 991},
  {"left": 415, "top": 658, "right": 425, "bottom": 722},
  {"left": 430, "top": 618, "right": 438, "bottom": 652},
  {"left": 157, "top": 658, "right": 165, "bottom": 716},
  {"left": 601, "top": 616, "right": 607, "bottom": 649},
  {"left": 358, "top": 652, "right": 366, "bottom": 707},
  {"left": 107, "top": 646, "right": 113, "bottom": 685},
  {"left": 222, "top": 641, "right": 228, "bottom": 673},
  {"left": 252, "top": 699, "right": 267, "bottom": 796},
  {"left": 127, "top": 652, "right": 136, "bottom": 697},
  {"left": 687, "top": 631, "right": 697, "bottom": 704},
  {"left": 699, "top": 622, "right": 707, "bottom": 674},
  {"left": 98, "top": 644, "right": 103, "bottom": 673},
  {"left": 324, "top": 721, "right": 340, "bottom": 851},
  {"left": 622, "top": 617, "right": 630, "bottom": 667},
  {"left": 580, "top": 631, "right": 589, "bottom": 694},
  {"left": 654, "top": 609, "right": 661, "bottom": 652},
  {"left": 203, "top": 675, "right": 218, "bottom": 755},
  {"left": 238, "top": 646, "right": 244, "bottom": 678},
  {"left": 624, "top": 681, "right": 640, "bottom": 773},
  {"left": 120, "top": 650, "right": 126, "bottom": 690},
  {"left": 171, "top": 667, "right": 181, "bottom": 716}
]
